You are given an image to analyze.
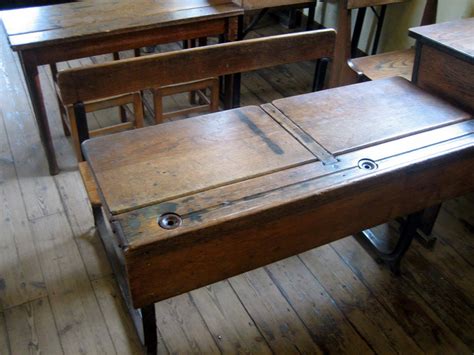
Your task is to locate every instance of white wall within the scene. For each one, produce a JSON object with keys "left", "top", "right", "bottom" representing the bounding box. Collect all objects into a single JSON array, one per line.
[{"left": 312, "top": 0, "right": 474, "bottom": 53}]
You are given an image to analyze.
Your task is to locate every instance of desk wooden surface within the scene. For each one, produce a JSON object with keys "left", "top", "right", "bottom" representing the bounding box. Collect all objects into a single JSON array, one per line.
[
  {"left": 1, "top": 0, "right": 243, "bottom": 50},
  {"left": 410, "top": 18, "right": 474, "bottom": 113},
  {"left": 271, "top": 77, "right": 468, "bottom": 154},
  {"left": 409, "top": 17, "right": 474, "bottom": 62},
  {"left": 1, "top": 0, "right": 242, "bottom": 177},
  {"left": 83, "top": 106, "right": 315, "bottom": 215},
  {"left": 83, "top": 78, "right": 474, "bottom": 307}
]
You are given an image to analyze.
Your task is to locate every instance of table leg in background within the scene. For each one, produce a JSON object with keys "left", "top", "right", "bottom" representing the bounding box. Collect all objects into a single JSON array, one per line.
[{"left": 19, "top": 51, "right": 59, "bottom": 175}]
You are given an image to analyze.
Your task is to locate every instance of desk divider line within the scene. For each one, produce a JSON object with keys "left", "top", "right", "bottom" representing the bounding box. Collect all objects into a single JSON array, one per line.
[{"left": 261, "top": 103, "right": 338, "bottom": 165}]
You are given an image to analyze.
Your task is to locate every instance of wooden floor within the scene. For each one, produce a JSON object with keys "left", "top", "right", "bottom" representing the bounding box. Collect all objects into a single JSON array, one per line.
[{"left": 0, "top": 17, "right": 473, "bottom": 355}]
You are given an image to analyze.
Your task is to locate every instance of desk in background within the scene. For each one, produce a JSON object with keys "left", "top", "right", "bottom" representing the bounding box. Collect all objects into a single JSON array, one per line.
[
  {"left": 410, "top": 17, "right": 474, "bottom": 113},
  {"left": 0, "top": 0, "right": 243, "bottom": 175}
]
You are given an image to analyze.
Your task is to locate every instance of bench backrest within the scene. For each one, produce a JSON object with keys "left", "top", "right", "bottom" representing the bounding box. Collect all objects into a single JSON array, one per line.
[{"left": 58, "top": 29, "right": 336, "bottom": 105}]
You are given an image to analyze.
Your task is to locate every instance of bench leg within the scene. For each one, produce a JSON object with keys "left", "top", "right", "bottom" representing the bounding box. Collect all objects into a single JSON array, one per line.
[
  {"left": 357, "top": 210, "right": 423, "bottom": 275},
  {"left": 142, "top": 304, "right": 158, "bottom": 355},
  {"left": 312, "top": 57, "right": 329, "bottom": 92}
]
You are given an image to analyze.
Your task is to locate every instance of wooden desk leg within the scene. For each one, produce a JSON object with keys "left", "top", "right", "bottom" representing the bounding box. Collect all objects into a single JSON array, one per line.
[
  {"left": 351, "top": 7, "right": 366, "bottom": 57},
  {"left": 224, "top": 17, "right": 239, "bottom": 109},
  {"left": 371, "top": 5, "right": 387, "bottom": 55},
  {"left": 231, "top": 15, "right": 244, "bottom": 108},
  {"left": 112, "top": 52, "right": 129, "bottom": 123},
  {"left": 306, "top": 1, "right": 316, "bottom": 30},
  {"left": 19, "top": 51, "right": 59, "bottom": 175},
  {"left": 50, "top": 63, "right": 71, "bottom": 137}
]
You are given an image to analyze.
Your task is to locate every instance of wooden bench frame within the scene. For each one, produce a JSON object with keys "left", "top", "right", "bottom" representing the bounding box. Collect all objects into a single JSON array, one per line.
[
  {"left": 349, "top": 0, "right": 438, "bottom": 82},
  {"left": 153, "top": 78, "right": 220, "bottom": 124}
]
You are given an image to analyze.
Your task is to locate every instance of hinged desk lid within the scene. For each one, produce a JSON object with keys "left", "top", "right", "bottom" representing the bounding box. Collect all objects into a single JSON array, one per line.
[
  {"left": 271, "top": 78, "right": 471, "bottom": 155},
  {"left": 83, "top": 106, "right": 315, "bottom": 215}
]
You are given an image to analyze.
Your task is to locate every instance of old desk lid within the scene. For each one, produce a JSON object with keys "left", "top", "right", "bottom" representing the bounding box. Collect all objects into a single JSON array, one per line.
[
  {"left": 82, "top": 105, "right": 316, "bottom": 215},
  {"left": 271, "top": 77, "right": 470, "bottom": 155}
]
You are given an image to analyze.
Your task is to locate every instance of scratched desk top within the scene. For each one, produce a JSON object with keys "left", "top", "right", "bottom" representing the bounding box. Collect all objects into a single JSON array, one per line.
[
  {"left": 83, "top": 77, "right": 472, "bottom": 245},
  {"left": 1, "top": 0, "right": 243, "bottom": 50}
]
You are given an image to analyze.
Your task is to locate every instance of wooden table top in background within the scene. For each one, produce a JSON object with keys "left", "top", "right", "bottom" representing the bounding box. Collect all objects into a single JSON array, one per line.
[
  {"left": 409, "top": 17, "right": 474, "bottom": 63},
  {"left": 1, "top": 0, "right": 243, "bottom": 50}
]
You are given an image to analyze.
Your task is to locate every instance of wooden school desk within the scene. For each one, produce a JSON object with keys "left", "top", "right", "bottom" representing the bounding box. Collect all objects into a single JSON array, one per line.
[
  {"left": 0, "top": 0, "right": 243, "bottom": 175},
  {"left": 407, "top": 17, "right": 474, "bottom": 237},
  {"left": 81, "top": 77, "right": 474, "bottom": 354},
  {"left": 410, "top": 17, "right": 474, "bottom": 113}
]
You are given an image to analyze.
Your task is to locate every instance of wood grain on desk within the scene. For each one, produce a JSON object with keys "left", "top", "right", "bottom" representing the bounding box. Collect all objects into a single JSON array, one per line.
[
  {"left": 1, "top": 0, "right": 242, "bottom": 49},
  {"left": 83, "top": 106, "right": 315, "bottom": 215},
  {"left": 82, "top": 78, "right": 474, "bottom": 307},
  {"left": 272, "top": 77, "right": 470, "bottom": 155},
  {"left": 409, "top": 17, "right": 474, "bottom": 61},
  {"left": 410, "top": 18, "right": 474, "bottom": 113}
]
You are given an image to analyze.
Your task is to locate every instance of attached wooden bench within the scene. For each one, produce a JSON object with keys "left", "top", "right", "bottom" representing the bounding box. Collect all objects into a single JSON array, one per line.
[
  {"left": 78, "top": 162, "right": 101, "bottom": 209},
  {"left": 349, "top": 0, "right": 438, "bottom": 82},
  {"left": 153, "top": 78, "right": 220, "bottom": 124}
]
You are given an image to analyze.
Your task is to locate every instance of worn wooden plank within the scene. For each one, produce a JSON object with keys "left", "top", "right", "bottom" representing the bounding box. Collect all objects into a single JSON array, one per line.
[
  {"left": 331, "top": 237, "right": 471, "bottom": 353},
  {"left": 0, "top": 109, "right": 47, "bottom": 310},
  {"left": 368, "top": 223, "right": 474, "bottom": 347},
  {"left": 229, "top": 269, "right": 324, "bottom": 354},
  {"left": 0, "top": 156, "right": 47, "bottom": 310},
  {"left": 413, "top": 228, "right": 474, "bottom": 296},
  {"left": 351, "top": 48, "right": 415, "bottom": 81},
  {"left": 190, "top": 281, "right": 272, "bottom": 354},
  {"left": 430, "top": 206, "right": 473, "bottom": 266},
  {"left": 30, "top": 212, "right": 116, "bottom": 354},
  {"left": 0, "top": 26, "right": 63, "bottom": 220},
  {"left": 36, "top": 60, "right": 113, "bottom": 281},
  {"left": 84, "top": 105, "right": 315, "bottom": 215},
  {"left": 155, "top": 294, "right": 220, "bottom": 354},
  {"left": 4, "top": 297, "right": 63, "bottom": 354},
  {"left": 300, "top": 244, "right": 423, "bottom": 354},
  {"left": 266, "top": 257, "right": 374, "bottom": 354},
  {"left": 91, "top": 276, "right": 143, "bottom": 354}
]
